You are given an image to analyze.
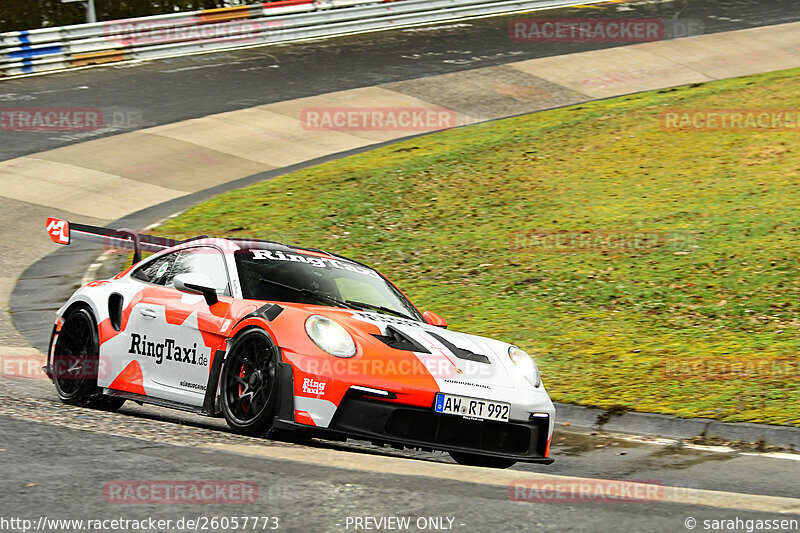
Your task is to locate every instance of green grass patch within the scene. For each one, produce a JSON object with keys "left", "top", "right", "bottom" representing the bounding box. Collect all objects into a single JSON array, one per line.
[{"left": 156, "top": 68, "right": 800, "bottom": 426}]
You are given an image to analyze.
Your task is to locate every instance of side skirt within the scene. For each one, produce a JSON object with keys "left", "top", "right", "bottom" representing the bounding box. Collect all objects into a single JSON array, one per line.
[{"left": 104, "top": 389, "right": 213, "bottom": 416}]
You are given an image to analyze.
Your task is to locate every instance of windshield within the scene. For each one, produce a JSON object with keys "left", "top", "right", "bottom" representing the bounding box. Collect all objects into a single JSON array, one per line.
[{"left": 235, "top": 249, "right": 423, "bottom": 322}]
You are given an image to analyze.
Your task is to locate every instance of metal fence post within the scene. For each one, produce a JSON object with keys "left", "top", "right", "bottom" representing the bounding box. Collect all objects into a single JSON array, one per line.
[
  {"left": 86, "top": 0, "right": 97, "bottom": 24},
  {"left": 61, "top": 0, "right": 96, "bottom": 24}
]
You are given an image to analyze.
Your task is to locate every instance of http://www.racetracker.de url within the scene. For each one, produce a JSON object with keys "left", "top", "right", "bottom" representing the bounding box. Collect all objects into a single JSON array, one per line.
[{"left": 0, "top": 515, "right": 281, "bottom": 532}]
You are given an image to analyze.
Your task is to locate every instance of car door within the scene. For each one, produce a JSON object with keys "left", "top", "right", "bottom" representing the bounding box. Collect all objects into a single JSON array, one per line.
[
  {"left": 97, "top": 250, "right": 179, "bottom": 396},
  {"left": 123, "top": 245, "right": 233, "bottom": 406}
]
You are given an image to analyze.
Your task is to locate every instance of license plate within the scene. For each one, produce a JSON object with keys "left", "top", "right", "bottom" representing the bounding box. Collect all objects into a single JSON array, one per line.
[{"left": 434, "top": 393, "right": 510, "bottom": 422}]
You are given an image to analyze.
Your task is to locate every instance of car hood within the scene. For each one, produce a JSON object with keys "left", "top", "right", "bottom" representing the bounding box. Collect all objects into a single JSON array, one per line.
[{"left": 334, "top": 309, "right": 522, "bottom": 390}]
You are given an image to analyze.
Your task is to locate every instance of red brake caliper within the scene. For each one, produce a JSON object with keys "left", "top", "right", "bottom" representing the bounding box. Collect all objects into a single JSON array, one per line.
[{"left": 239, "top": 365, "right": 249, "bottom": 411}]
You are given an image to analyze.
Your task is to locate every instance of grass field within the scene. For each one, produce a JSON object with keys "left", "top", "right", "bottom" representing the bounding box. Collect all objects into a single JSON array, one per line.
[{"left": 156, "top": 67, "right": 800, "bottom": 426}]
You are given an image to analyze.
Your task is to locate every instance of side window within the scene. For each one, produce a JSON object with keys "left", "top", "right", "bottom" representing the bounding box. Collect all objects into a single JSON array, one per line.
[
  {"left": 168, "top": 247, "right": 231, "bottom": 296},
  {"left": 132, "top": 252, "right": 178, "bottom": 286}
]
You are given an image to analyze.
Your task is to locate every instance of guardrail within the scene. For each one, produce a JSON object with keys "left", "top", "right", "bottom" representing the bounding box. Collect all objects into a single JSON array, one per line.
[{"left": 0, "top": 0, "right": 597, "bottom": 77}]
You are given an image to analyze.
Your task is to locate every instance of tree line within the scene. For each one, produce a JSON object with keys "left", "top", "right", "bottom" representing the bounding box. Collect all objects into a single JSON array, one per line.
[{"left": 0, "top": 1, "right": 258, "bottom": 33}]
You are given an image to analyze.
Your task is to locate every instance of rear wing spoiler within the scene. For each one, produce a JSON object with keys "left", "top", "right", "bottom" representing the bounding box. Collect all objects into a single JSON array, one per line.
[{"left": 45, "top": 217, "right": 194, "bottom": 263}]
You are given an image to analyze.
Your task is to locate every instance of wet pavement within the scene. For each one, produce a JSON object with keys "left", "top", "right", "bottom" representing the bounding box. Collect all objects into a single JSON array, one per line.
[
  {"left": 1, "top": 409, "right": 798, "bottom": 533},
  {"left": 1, "top": 372, "right": 798, "bottom": 502}
]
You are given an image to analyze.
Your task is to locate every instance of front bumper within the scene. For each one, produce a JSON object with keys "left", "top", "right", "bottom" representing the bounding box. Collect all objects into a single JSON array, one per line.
[{"left": 323, "top": 391, "right": 553, "bottom": 463}]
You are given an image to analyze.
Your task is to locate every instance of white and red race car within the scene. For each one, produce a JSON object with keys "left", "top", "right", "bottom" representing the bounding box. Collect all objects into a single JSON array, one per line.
[{"left": 44, "top": 217, "right": 555, "bottom": 468}]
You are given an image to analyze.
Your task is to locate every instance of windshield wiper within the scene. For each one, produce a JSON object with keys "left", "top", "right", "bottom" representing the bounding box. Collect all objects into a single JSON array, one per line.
[
  {"left": 259, "top": 277, "right": 354, "bottom": 310},
  {"left": 345, "top": 300, "right": 415, "bottom": 321},
  {"left": 257, "top": 277, "right": 414, "bottom": 320}
]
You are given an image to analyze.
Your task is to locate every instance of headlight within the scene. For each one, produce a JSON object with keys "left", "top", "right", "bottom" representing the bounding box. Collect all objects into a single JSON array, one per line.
[
  {"left": 508, "top": 346, "right": 540, "bottom": 387},
  {"left": 305, "top": 315, "right": 356, "bottom": 358}
]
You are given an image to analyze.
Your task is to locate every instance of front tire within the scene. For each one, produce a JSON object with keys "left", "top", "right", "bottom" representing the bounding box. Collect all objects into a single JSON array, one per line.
[
  {"left": 449, "top": 451, "right": 517, "bottom": 469},
  {"left": 220, "top": 329, "right": 279, "bottom": 436},
  {"left": 52, "top": 307, "right": 125, "bottom": 412}
]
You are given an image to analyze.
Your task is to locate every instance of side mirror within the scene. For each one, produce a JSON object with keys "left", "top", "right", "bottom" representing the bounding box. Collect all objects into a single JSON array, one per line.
[
  {"left": 173, "top": 273, "right": 218, "bottom": 306},
  {"left": 423, "top": 311, "right": 447, "bottom": 328}
]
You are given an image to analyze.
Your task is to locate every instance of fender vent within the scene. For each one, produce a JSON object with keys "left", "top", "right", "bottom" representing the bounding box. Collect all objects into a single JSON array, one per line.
[{"left": 108, "top": 293, "right": 124, "bottom": 331}]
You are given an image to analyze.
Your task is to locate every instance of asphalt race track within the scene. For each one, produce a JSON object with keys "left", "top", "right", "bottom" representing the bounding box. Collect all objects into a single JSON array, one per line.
[
  {"left": 2, "top": 416, "right": 798, "bottom": 533},
  {"left": 1, "top": 0, "right": 800, "bottom": 160},
  {"left": 1, "top": 0, "right": 800, "bottom": 531}
]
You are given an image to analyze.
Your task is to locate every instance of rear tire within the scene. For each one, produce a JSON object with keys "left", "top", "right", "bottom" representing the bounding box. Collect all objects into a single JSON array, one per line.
[
  {"left": 220, "top": 329, "right": 279, "bottom": 436},
  {"left": 449, "top": 451, "right": 517, "bottom": 469},
  {"left": 52, "top": 307, "right": 125, "bottom": 412}
]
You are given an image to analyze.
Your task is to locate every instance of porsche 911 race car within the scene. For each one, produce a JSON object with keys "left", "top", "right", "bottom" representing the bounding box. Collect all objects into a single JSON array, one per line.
[{"left": 44, "top": 217, "right": 555, "bottom": 468}]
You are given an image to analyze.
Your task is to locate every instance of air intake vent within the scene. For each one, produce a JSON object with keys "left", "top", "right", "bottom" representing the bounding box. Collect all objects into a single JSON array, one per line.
[
  {"left": 372, "top": 325, "right": 430, "bottom": 353},
  {"left": 427, "top": 331, "right": 491, "bottom": 364},
  {"left": 108, "top": 293, "right": 124, "bottom": 331}
]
